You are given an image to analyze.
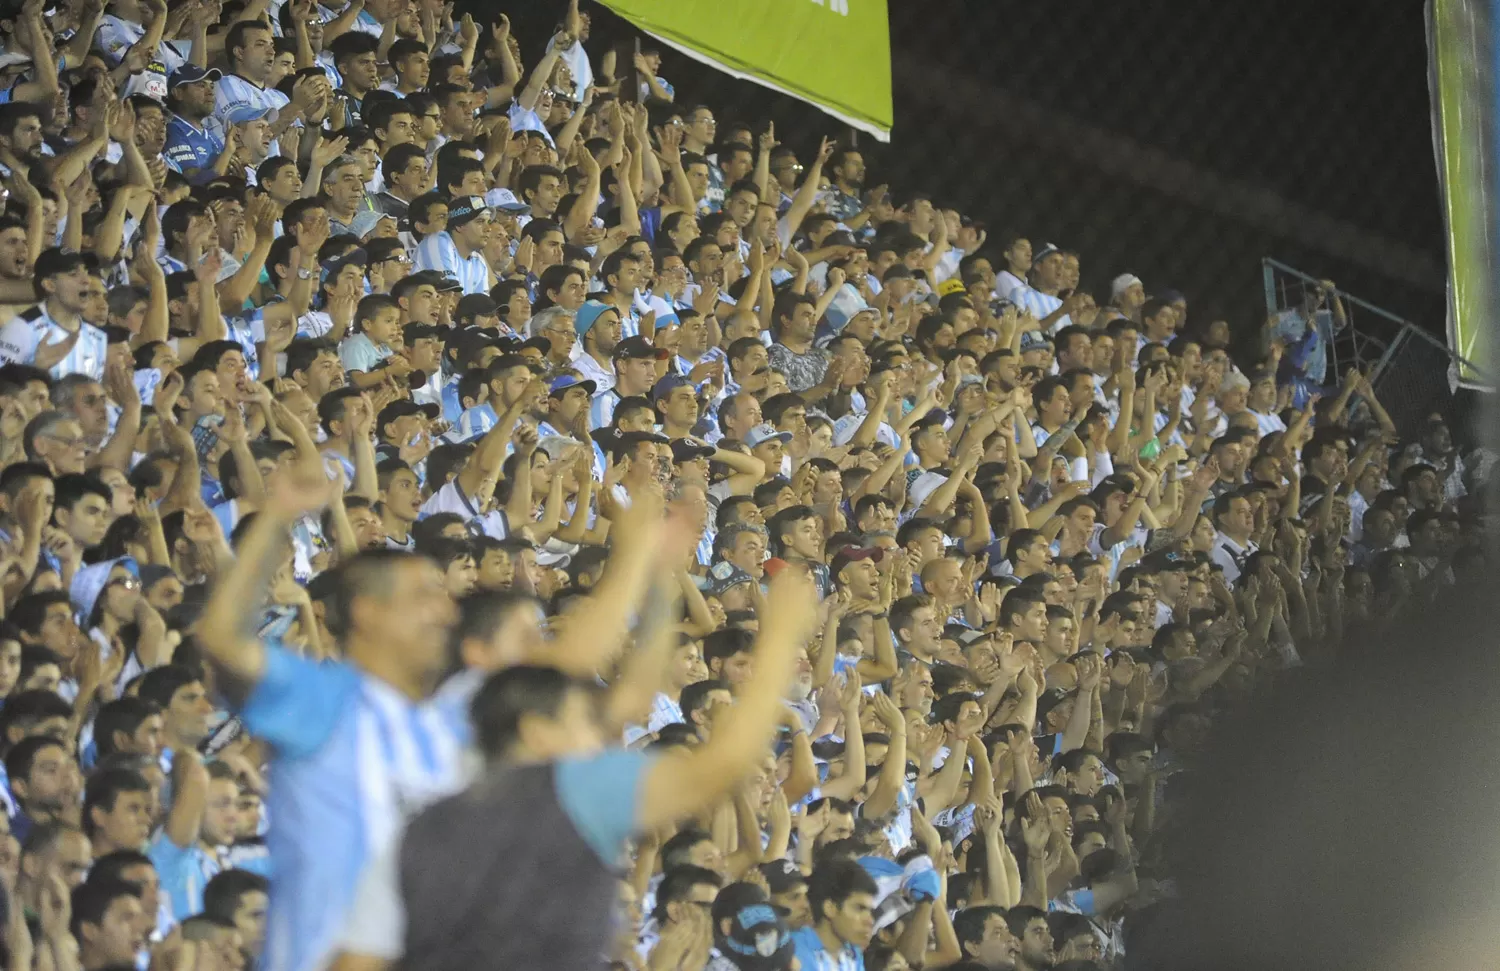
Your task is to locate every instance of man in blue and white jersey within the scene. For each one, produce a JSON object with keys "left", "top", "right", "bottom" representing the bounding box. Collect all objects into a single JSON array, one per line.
[
  {"left": 0, "top": 249, "right": 108, "bottom": 380},
  {"left": 196, "top": 490, "right": 469, "bottom": 971},
  {"left": 163, "top": 66, "right": 226, "bottom": 183},
  {"left": 213, "top": 21, "right": 293, "bottom": 131},
  {"left": 412, "top": 196, "right": 491, "bottom": 296}
]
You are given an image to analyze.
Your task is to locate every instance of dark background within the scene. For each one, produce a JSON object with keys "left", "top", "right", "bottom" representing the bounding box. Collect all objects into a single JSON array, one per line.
[{"left": 466, "top": 0, "right": 1449, "bottom": 359}]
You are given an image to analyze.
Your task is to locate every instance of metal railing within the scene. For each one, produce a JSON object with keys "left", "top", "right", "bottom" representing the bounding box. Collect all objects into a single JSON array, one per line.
[{"left": 1261, "top": 258, "right": 1485, "bottom": 437}]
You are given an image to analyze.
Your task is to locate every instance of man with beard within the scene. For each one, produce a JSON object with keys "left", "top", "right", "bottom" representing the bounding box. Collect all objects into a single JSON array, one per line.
[{"left": 164, "top": 66, "right": 227, "bottom": 182}]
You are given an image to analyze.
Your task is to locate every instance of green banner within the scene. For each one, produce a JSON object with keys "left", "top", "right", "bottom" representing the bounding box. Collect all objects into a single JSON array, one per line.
[
  {"left": 1427, "top": 0, "right": 1494, "bottom": 388},
  {"left": 599, "top": 0, "right": 892, "bottom": 141}
]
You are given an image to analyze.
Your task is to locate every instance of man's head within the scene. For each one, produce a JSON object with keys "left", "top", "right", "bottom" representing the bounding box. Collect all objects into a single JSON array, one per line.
[
  {"left": 137, "top": 665, "right": 213, "bottom": 748},
  {"left": 203, "top": 869, "right": 270, "bottom": 960},
  {"left": 470, "top": 665, "right": 603, "bottom": 761},
  {"left": 807, "top": 859, "right": 877, "bottom": 949},
  {"left": 324, "top": 550, "right": 459, "bottom": 681},
  {"left": 83, "top": 768, "right": 153, "bottom": 852},
  {"left": 6, "top": 735, "right": 72, "bottom": 817},
  {"left": 71, "top": 877, "right": 146, "bottom": 966},
  {"left": 226, "top": 20, "right": 276, "bottom": 81},
  {"left": 955, "top": 906, "right": 1020, "bottom": 969}
]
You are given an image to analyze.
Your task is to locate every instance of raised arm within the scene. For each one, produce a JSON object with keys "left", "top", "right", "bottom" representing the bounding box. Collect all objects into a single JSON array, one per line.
[{"left": 638, "top": 570, "right": 818, "bottom": 829}]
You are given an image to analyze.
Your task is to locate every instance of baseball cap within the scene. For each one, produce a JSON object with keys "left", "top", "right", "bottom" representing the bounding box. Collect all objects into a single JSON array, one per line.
[
  {"left": 447, "top": 195, "right": 490, "bottom": 228},
  {"left": 487, "top": 188, "right": 531, "bottom": 213},
  {"left": 456, "top": 294, "right": 499, "bottom": 322},
  {"left": 613, "top": 335, "right": 670, "bottom": 361},
  {"left": 349, "top": 210, "right": 393, "bottom": 239},
  {"left": 937, "top": 277, "right": 967, "bottom": 297},
  {"left": 1031, "top": 242, "right": 1061, "bottom": 267},
  {"left": 1140, "top": 549, "right": 1192, "bottom": 573},
  {"left": 226, "top": 104, "right": 274, "bottom": 125},
  {"left": 651, "top": 373, "right": 694, "bottom": 402},
  {"left": 320, "top": 247, "right": 368, "bottom": 283},
  {"left": 705, "top": 561, "right": 754, "bottom": 598},
  {"left": 401, "top": 322, "right": 442, "bottom": 345},
  {"left": 1111, "top": 273, "right": 1143, "bottom": 300},
  {"left": 495, "top": 333, "right": 551, "bottom": 354},
  {"left": 744, "top": 423, "right": 793, "bottom": 448},
  {"left": 548, "top": 374, "right": 596, "bottom": 397},
  {"left": 376, "top": 399, "right": 439, "bottom": 433},
  {"left": 573, "top": 300, "right": 615, "bottom": 336},
  {"left": 1019, "top": 331, "right": 1051, "bottom": 352},
  {"left": 829, "top": 546, "right": 883, "bottom": 578},
  {"left": 410, "top": 270, "right": 462, "bottom": 293},
  {"left": 670, "top": 437, "right": 715, "bottom": 463},
  {"left": 168, "top": 65, "right": 222, "bottom": 89},
  {"left": 758, "top": 859, "right": 806, "bottom": 895},
  {"left": 718, "top": 902, "right": 795, "bottom": 971}
]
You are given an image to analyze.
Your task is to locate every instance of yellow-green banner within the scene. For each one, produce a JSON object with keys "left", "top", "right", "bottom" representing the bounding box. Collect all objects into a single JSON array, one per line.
[
  {"left": 1428, "top": 0, "right": 1494, "bottom": 387},
  {"left": 599, "top": 0, "right": 892, "bottom": 141}
]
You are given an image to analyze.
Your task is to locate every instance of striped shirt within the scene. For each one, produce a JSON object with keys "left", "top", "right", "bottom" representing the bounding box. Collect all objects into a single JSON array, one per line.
[
  {"left": 453, "top": 403, "right": 498, "bottom": 442},
  {"left": 1007, "top": 282, "right": 1070, "bottom": 334},
  {"left": 413, "top": 231, "right": 490, "bottom": 295},
  {"left": 588, "top": 388, "right": 620, "bottom": 431},
  {"left": 239, "top": 640, "right": 468, "bottom": 971},
  {"left": 214, "top": 73, "right": 291, "bottom": 128},
  {"left": 0, "top": 304, "right": 108, "bottom": 379}
]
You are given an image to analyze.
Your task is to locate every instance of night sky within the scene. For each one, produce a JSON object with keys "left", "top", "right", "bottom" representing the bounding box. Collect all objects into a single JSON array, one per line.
[{"left": 474, "top": 0, "right": 1445, "bottom": 345}]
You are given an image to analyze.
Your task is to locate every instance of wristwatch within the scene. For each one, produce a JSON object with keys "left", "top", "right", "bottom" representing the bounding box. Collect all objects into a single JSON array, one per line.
[{"left": 297, "top": 267, "right": 315, "bottom": 280}]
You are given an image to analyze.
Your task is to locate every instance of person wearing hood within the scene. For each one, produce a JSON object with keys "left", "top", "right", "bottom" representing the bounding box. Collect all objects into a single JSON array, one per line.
[{"left": 69, "top": 556, "right": 170, "bottom": 700}]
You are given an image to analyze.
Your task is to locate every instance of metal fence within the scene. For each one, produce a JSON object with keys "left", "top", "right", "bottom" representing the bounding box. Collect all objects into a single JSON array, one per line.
[{"left": 1261, "top": 258, "right": 1486, "bottom": 437}]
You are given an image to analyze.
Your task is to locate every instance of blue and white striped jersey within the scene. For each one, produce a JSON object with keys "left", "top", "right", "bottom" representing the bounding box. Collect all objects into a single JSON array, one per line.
[
  {"left": 413, "top": 232, "right": 490, "bottom": 295},
  {"left": 1006, "top": 282, "right": 1069, "bottom": 334},
  {"left": 239, "top": 640, "right": 468, "bottom": 971},
  {"left": 213, "top": 73, "right": 291, "bottom": 128},
  {"left": 588, "top": 388, "right": 620, "bottom": 431},
  {"left": 0, "top": 304, "right": 108, "bottom": 379}
]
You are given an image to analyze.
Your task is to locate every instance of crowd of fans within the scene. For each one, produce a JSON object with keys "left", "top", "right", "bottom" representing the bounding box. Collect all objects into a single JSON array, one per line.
[{"left": 0, "top": 0, "right": 1482, "bottom": 970}]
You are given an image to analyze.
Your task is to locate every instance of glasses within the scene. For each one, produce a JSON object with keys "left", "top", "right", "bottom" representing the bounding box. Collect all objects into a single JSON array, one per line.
[
  {"left": 42, "top": 434, "right": 85, "bottom": 449},
  {"left": 108, "top": 576, "right": 141, "bottom": 592}
]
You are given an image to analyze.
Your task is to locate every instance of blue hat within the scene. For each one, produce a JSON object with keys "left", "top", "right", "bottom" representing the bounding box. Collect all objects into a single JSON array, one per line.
[
  {"left": 1020, "top": 330, "right": 1051, "bottom": 352},
  {"left": 69, "top": 557, "right": 139, "bottom": 623},
  {"left": 548, "top": 374, "right": 596, "bottom": 397},
  {"left": 349, "top": 210, "right": 392, "bottom": 239},
  {"left": 573, "top": 300, "right": 615, "bottom": 336},
  {"left": 651, "top": 373, "right": 693, "bottom": 401},
  {"left": 226, "top": 104, "right": 274, "bottom": 125}
]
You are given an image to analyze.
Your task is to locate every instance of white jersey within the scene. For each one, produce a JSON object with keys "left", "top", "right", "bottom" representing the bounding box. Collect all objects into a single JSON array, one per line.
[{"left": 0, "top": 304, "right": 108, "bottom": 380}]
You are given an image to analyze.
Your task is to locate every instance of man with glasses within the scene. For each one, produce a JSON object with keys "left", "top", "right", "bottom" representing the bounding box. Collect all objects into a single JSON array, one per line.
[
  {"left": 414, "top": 196, "right": 492, "bottom": 296},
  {"left": 365, "top": 239, "right": 413, "bottom": 295}
]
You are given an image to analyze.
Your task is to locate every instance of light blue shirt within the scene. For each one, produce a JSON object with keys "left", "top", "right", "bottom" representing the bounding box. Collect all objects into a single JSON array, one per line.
[
  {"left": 413, "top": 231, "right": 490, "bottom": 295},
  {"left": 148, "top": 831, "right": 220, "bottom": 926},
  {"left": 238, "top": 640, "right": 468, "bottom": 971},
  {"left": 0, "top": 304, "right": 108, "bottom": 379}
]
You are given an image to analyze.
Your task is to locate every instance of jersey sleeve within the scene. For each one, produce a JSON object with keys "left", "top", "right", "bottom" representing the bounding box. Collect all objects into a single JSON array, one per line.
[
  {"left": 238, "top": 639, "right": 361, "bottom": 759},
  {"left": 554, "top": 748, "right": 654, "bottom": 863}
]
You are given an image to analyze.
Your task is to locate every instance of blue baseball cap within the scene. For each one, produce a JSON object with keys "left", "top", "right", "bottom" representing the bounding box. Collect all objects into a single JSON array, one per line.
[
  {"left": 651, "top": 373, "right": 694, "bottom": 402},
  {"left": 226, "top": 104, "right": 274, "bottom": 125},
  {"left": 548, "top": 374, "right": 596, "bottom": 397},
  {"left": 573, "top": 300, "right": 616, "bottom": 337}
]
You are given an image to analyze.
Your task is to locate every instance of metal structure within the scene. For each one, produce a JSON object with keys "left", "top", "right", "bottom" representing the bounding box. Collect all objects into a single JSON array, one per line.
[{"left": 1261, "top": 258, "right": 1486, "bottom": 437}]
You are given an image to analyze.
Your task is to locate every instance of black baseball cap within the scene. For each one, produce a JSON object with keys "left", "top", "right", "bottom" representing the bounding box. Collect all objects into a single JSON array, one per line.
[
  {"left": 670, "top": 437, "right": 715, "bottom": 463},
  {"left": 612, "top": 335, "right": 671, "bottom": 361},
  {"left": 456, "top": 294, "right": 500, "bottom": 321}
]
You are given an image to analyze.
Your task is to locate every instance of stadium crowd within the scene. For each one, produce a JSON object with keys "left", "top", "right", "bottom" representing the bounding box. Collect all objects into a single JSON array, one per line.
[{"left": 0, "top": 0, "right": 1481, "bottom": 970}]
